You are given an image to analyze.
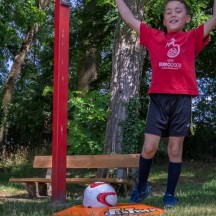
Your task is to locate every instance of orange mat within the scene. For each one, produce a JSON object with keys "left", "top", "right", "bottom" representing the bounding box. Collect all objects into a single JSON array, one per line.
[{"left": 52, "top": 203, "right": 165, "bottom": 216}]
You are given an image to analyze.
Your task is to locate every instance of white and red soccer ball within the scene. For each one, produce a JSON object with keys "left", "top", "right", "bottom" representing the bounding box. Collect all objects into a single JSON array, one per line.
[{"left": 83, "top": 182, "right": 117, "bottom": 208}]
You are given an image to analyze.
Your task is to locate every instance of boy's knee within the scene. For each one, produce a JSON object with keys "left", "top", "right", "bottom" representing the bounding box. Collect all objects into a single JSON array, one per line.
[
  {"left": 167, "top": 145, "right": 182, "bottom": 158},
  {"left": 142, "top": 144, "right": 157, "bottom": 158}
]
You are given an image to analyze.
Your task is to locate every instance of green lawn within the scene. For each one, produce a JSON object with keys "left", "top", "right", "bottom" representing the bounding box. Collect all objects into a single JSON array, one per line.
[{"left": 1, "top": 161, "right": 216, "bottom": 215}]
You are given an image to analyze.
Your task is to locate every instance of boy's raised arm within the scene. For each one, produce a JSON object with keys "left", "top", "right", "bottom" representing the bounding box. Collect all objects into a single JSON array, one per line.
[
  {"left": 115, "top": 0, "right": 141, "bottom": 34},
  {"left": 204, "top": 0, "right": 216, "bottom": 38}
]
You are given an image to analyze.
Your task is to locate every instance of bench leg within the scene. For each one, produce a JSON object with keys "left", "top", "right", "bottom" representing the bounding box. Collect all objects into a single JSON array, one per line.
[
  {"left": 35, "top": 182, "right": 49, "bottom": 197},
  {"left": 46, "top": 183, "right": 52, "bottom": 196},
  {"left": 22, "top": 182, "right": 49, "bottom": 198},
  {"left": 22, "top": 182, "right": 37, "bottom": 198}
]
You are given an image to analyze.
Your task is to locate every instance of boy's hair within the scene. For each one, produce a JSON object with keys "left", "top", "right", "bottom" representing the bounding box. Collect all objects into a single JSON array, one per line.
[{"left": 164, "top": 0, "right": 191, "bottom": 16}]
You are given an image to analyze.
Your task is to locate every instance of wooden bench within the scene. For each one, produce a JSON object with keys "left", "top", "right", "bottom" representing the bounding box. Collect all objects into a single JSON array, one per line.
[{"left": 9, "top": 154, "right": 139, "bottom": 197}]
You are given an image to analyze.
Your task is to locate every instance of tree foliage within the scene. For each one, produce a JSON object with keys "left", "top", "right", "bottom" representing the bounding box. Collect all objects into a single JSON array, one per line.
[
  {"left": 67, "top": 90, "right": 110, "bottom": 155},
  {"left": 0, "top": 0, "right": 215, "bottom": 160},
  {"left": 0, "top": 0, "right": 53, "bottom": 153}
]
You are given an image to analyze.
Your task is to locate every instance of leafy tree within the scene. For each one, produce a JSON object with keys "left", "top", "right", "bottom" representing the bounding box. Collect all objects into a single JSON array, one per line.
[
  {"left": 70, "top": 0, "right": 116, "bottom": 93},
  {"left": 0, "top": 0, "right": 52, "bottom": 156},
  {"left": 184, "top": 78, "right": 216, "bottom": 159},
  {"left": 68, "top": 90, "right": 110, "bottom": 155},
  {"left": 67, "top": 0, "right": 116, "bottom": 155},
  {"left": 0, "top": 0, "right": 215, "bottom": 161}
]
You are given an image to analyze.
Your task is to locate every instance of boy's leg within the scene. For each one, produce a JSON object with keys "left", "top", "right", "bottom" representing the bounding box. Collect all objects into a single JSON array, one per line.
[
  {"left": 129, "top": 134, "right": 160, "bottom": 203},
  {"left": 164, "top": 136, "right": 184, "bottom": 207},
  {"left": 138, "top": 134, "right": 161, "bottom": 190},
  {"left": 137, "top": 156, "right": 153, "bottom": 192},
  {"left": 165, "top": 162, "right": 182, "bottom": 195}
]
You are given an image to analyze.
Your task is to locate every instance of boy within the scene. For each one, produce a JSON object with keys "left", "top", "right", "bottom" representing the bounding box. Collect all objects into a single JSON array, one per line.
[{"left": 115, "top": 0, "right": 216, "bottom": 208}]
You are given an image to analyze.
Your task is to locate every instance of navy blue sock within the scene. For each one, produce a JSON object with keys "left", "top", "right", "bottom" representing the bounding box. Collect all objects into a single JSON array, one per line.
[
  {"left": 137, "top": 155, "right": 153, "bottom": 192},
  {"left": 165, "top": 162, "right": 182, "bottom": 196}
]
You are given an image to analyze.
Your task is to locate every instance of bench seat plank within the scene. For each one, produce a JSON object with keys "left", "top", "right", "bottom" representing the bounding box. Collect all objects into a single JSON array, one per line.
[{"left": 9, "top": 177, "right": 130, "bottom": 185}]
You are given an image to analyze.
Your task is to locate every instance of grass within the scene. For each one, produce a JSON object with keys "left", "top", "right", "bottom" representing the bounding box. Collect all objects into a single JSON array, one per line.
[
  {"left": 144, "top": 162, "right": 216, "bottom": 216},
  {"left": 1, "top": 156, "right": 216, "bottom": 216}
]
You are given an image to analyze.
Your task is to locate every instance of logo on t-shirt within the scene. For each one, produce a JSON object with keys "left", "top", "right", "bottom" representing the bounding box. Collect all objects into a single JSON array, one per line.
[
  {"left": 158, "top": 37, "right": 182, "bottom": 70},
  {"left": 166, "top": 38, "right": 180, "bottom": 58}
]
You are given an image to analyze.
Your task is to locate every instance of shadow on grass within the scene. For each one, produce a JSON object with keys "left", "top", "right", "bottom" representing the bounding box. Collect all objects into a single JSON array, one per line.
[
  {"left": 1, "top": 161, "right": 216, "bottom": 216},
  {"left": 146, "top": 161, "right": 216, "bottom": 209}
]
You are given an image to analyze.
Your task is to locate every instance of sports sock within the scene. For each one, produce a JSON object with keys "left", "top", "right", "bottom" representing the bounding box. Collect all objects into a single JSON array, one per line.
[
  {"left": 137, "top": 155, "right": 153, "bottom": 192},
  {"left": 165, "top": 162, "right": 182, "bottom": 196}
]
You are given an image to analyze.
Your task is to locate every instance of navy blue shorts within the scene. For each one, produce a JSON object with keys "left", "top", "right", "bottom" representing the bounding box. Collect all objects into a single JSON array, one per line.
[{"left": 145, "top": 94, "right": 192, "bottom": 137}]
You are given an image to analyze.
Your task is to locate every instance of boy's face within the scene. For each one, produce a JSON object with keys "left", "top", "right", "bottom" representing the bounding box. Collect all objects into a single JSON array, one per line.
[{"left": 163, "top": 1, "right": 191, "bottom": 33}]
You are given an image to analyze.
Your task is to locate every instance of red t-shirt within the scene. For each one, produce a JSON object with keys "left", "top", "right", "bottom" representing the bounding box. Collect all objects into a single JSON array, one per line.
[{"left": 140, "top": 23, "right": 209, "bottom": 96}]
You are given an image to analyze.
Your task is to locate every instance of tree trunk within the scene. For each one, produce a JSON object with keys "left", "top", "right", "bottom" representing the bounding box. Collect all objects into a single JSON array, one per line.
[
  {"left": 104, "top": 0, "right": 146, "bottom": 154},
  {"left": 0, "top": 0, "right": 50, "bottom": 154},
  {"left": 97, "top": 0, "right": 146, "bottom": 180},
  {"left": 76, "top": 48, "right": 97, "bottom": 94}
]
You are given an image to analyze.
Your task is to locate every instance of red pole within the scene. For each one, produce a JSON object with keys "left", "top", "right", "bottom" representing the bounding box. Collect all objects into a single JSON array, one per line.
[{"left": 52, "top": 0, "right": 70, "bottom": 203}]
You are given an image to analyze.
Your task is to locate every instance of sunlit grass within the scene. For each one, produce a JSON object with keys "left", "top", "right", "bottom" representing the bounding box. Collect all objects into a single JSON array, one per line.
[{"left": 1, "top": 155, "right": 216, "bottom": 215}]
